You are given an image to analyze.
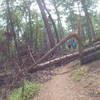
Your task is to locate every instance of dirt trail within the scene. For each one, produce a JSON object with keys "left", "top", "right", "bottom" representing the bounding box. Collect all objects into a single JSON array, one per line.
[{"left": 34, "top": 62, "right": 99, "bottom": 100}]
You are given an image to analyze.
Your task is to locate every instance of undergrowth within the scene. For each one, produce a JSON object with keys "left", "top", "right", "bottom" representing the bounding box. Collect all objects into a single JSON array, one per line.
[{"left": 8, "top": 80, "right": 40, "bottom": 100}]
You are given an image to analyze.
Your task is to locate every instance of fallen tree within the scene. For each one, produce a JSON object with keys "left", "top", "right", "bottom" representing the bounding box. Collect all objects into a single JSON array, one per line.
[
  {"left": 28, "top": 52, "right": 79, "bottom": 73},
  {"left": 13, "top": 31, "right": 100, "bottom": 73},
  {"left": 1, "top": 46, "right": 100, "bottom": 87},
  {"left": 27, "top": 31, "right": 100, "bottom": 73},
  {"left": 81, "top": 50, "right": 100, "bottom": 64},
  {"left": 28, "top": 45, "right": 100, "bottom": 73},
  {"left": 27, "top": 32, "right": 83, "bottom": 72},
  {"left": 0, "top": 35, "right": 100, "bottom": 87}
]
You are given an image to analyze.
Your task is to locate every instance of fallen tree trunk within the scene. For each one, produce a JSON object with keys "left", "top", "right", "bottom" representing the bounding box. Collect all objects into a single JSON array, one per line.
[
  {"left": 81, "top": 50, "right": 100, "bottom": 64},
  {"left": 82, "top": 44, "right": 100, "bottom": 57},
  {"left": 27, "top": 32, "right": 82, "bottom": 70},
  {"left": 28, "top": 52, "right": 79, "bottom": 73},
  {"left": 26, "top": 32, "right": 100, "bottom": 73},
  {"left": 28, "top": 45, "right": 100, "bottom": 73}
]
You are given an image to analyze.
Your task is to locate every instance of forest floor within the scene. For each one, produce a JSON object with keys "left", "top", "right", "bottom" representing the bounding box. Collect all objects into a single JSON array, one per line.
[{"left": 33, "top": 60, "right": 100, "bottom": 100}]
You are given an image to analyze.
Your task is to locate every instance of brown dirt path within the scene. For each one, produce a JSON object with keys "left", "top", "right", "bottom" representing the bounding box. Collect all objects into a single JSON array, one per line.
[{"left": 34, "top": 62, "right": 99, "bottom": 100}]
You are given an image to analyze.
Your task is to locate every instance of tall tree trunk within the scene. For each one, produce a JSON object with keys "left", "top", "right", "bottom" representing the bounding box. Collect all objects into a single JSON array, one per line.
[
  {"left": 80, "top": 0, "right": 96, "bottom": 42},
  {"left": 53, "top": 0, "right": 66, "bottom": 50},
  {"left": 6, "top": 18, "right": 11, "bottom": 59},
  {"left": 77, "top": 2, "right": 86, "bottom": 42},
  {"left": 6, "top": 0, "right": 22, "bottom": 65},
  {"left": 28, "top": 6, "right": 33, "bottom": 48},
  {"left": 54, "top": 1, "right": 64, "bottom": 39},
  {"left": 34, "top": 18, "right": 38, "bottom": 51},
  {"left": 42, "top": 0, "right": 59, "bottom": 43},
  {"left": 36, "top": 0, "right": 55, "bottom": 48}
]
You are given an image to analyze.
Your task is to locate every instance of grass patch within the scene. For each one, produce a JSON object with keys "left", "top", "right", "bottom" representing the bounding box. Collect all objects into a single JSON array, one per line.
[
  {"left": 8, "top": 80, "right": 40, "bottom": 100},
  {"left": 70, "top": 66, "right": 89, "bottom": 81}
]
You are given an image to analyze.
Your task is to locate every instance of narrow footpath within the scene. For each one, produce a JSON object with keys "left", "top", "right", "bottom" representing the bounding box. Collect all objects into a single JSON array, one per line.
[{"left": 34, "top": 62, "right": 99, "bottom": 100}]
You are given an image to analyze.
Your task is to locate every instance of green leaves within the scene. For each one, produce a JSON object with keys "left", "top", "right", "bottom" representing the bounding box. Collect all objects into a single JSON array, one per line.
[{"left": 8, "top": 81, "right": 40, "bottom": 100}]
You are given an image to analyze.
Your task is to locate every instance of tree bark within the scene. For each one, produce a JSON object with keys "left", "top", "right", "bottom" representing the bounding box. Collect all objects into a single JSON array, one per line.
[
  {"left": 28, "top": 34, "right": 100, "bottom": 73},
  {"left": 28, "top": 7, "right": 33, "bottom": 48},
  {"left": 6, "top": 0, "right": 22, "bottom": 65},
  {"left": 81, "top": 0, "right": 96, "bottom": 42},
  {"left": 42, "top": 0, "right": 60, "bottom": 43},
  {"left": 77, "top": 2, "right": 86, "bottom": 42},
  {"left": 36, "top": 0, "right": 55, "bottom": 48},
  {"left": 27, "top": 32, "right": 82, "bottom": 71},
  {"left": 28, "top": 45, "right": 100, "bottom": 73},
  {"left": 53, "top": 0, "right": 66, "bottom": 50}
]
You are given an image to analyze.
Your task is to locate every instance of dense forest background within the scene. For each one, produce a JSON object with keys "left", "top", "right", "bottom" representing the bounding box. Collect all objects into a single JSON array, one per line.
[
  {"left": 0, "top": 0, "right": 99, "bottom": 71},
  {"left": 0, "top": 0, "right": 100, "bottom": 99},
  {"left": 0, "top": 0, "right": 99, "bottom": 69}
]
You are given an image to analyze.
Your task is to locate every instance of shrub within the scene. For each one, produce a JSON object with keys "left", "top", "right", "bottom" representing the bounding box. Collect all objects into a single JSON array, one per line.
[{"left": 8, "top": 80, "right": 40, "bottom": 100}]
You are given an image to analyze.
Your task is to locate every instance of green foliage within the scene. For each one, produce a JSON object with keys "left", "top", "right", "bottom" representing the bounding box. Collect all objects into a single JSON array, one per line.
[
  {"left": 8, "top": 81, "right": 40, "bottom": 100},
  {"left": 0, "top": 0, "right": 99, "bottom": 52}
]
